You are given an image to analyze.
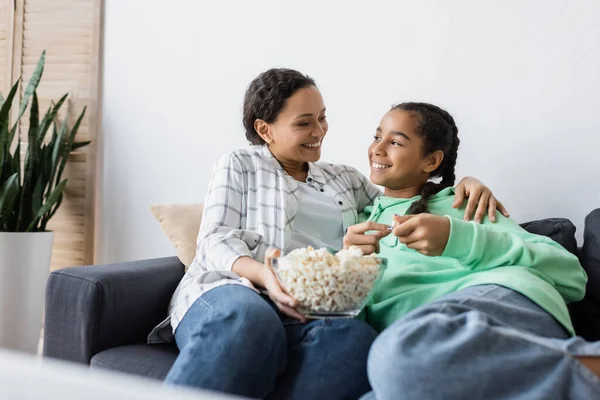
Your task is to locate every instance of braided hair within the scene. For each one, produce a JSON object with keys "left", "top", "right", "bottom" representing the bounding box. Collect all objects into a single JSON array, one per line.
[{"left": 391, "top": 102, "right": 460, "bottom": 214}]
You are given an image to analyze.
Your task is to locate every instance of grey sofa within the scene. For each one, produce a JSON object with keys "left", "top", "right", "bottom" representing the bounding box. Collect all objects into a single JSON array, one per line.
[{"left": 43, "top": 210, "right": 600, "bottom": 381}]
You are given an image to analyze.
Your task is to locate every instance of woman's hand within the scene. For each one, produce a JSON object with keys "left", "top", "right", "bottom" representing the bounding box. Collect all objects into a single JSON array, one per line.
[
  {"left": 453, "top": 177, "right": 510, "bottom": 223},
  {"left": 343, "top": 221, "right": 392, "bottom": 254},
  {"left": 392, "top": 214, "right": 450, "bottom": 256},
  {"left": 262, "top": 248, "right": 307, "bottom": 323}
]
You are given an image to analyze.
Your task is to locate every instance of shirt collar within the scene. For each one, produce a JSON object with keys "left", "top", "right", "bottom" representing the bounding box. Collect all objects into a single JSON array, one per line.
[
  {"left": 257, "top": 145, "right": 284, "bottom": 171},
  {"left": 257, "top": 145, "right": 327, "bottom": 186},
  {"left": 307, "top": 163, "right": 326, "bottom": 186}
]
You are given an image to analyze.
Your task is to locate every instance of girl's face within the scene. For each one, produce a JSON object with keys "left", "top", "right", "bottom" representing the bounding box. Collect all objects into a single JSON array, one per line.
[
  {"left": 368, "top": 109, "right": 443, "bottom": 191},
  {"left": 256, "top": 86, "right": 328, "bottom": 164}
]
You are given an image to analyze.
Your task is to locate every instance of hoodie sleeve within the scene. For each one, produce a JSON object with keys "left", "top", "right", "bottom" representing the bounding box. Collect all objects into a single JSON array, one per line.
[{"left": 442, "top": 216, "right": 587, "bottom": 304}]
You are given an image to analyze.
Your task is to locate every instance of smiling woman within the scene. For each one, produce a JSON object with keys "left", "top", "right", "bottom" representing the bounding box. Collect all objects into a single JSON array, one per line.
[
  {"left": 251, "top": 85, "right": 328, "bottom": 181},
  {"left": 155, "top": 68, "right": 507, "bottom": 399}
]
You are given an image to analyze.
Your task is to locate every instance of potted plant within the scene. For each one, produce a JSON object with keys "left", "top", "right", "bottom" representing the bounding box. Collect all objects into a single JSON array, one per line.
[{"left": 0, "top": 51, "right": 89, "bottom": 353}]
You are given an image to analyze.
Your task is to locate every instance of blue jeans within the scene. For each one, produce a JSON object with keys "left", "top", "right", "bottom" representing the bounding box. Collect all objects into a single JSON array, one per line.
[
  {"left": 164, "top": 285, "right": 377, "bottom": 399},
  {"left": 362, "top": 285, "right": 600, "bottom": 400}
]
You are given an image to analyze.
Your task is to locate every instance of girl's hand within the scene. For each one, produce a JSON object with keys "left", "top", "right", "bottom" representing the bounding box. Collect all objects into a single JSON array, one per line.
[
  {"left": 262, "top": 248, "right": 307, "bottom": 323},
  {"left": 392, "top": 214, "right": 450, "bottom": 256},
  {"left": 343, "top": 221, "right": 392, "bottom": 255},
  {"left": 453, "top": 177, "right": 510, "bottom": 223}
]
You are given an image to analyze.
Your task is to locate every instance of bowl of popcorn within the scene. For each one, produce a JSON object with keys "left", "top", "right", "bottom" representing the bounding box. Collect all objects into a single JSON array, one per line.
[{"left": 272, "top": 246, "right": 386, "bottom": 318}]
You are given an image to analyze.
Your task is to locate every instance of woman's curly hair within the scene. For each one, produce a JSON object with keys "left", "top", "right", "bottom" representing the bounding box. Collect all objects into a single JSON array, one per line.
[{"left": 243, "top": 68, "right": 316, "bottom": 145}]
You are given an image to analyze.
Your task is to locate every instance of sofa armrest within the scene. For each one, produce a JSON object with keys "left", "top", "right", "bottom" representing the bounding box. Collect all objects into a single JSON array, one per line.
[{"left": 43, "top": 257, "right": 184, "bottom": 364}]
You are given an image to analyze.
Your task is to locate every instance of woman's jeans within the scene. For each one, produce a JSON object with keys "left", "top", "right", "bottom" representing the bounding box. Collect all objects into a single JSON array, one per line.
[
  {"left": 362, "top": 284, "right": 600, "bottom": 400},
  {"left": 164, "top": 285, "right": 377, "bottom": 399}
]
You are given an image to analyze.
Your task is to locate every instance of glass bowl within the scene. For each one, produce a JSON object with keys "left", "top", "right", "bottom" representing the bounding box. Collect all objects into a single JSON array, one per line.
[{"left": 272, "top": 255, "right": 387, "bottom": 319}]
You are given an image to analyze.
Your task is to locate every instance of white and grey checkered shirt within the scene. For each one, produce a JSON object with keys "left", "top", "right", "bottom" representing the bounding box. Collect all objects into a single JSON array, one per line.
[{"left": 148, "top": 145, "right": 381, "bottom": 343}]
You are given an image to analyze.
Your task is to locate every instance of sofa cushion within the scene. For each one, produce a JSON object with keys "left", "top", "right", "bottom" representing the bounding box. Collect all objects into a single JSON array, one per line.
[
  {"left": 520, "top": 218, "right": 578, "bottom": 256},
  {"left": 150, "top": 203, "right": 204, "bottom": 270},
  {"left": 91, "top": 344, "right": 179, "bottom": 380}
]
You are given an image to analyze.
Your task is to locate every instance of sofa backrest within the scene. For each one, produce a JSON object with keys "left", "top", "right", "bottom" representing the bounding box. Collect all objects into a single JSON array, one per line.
[{"left": 520, "top": 218, "right": 578, "bottom": 256}]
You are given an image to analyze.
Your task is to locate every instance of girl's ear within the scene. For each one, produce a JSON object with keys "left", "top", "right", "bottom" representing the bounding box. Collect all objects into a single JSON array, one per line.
[
  {"left": 255, "top": 119, "right": 273, "bottom": 144},
  {"left": 423, "top": 150, "right": 444, "bottom": 173}
]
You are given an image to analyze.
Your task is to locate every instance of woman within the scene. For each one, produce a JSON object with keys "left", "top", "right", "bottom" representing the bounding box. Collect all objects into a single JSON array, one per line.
[
  {"left": 160, "top": 70, "right": 506, "bottom": 399},
  {"left": 342, "top": 102, "right": 598, "bottom": 399}
]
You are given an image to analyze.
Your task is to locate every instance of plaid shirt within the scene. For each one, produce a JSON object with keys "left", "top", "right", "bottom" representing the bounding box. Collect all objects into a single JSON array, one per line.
[{"left": 148, "top": 145, "right": 381, "bottom": 343}]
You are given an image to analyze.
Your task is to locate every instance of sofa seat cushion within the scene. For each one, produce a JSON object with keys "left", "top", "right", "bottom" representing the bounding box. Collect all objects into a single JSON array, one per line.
[{"left": 91, "top": 344, "right": 179, "bottom": 380}]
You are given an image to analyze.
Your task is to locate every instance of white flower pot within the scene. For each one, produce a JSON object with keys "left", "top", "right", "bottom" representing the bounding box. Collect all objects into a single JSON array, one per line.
[{"left": 0, "top": 232, "right": 53, "bottom": 353}]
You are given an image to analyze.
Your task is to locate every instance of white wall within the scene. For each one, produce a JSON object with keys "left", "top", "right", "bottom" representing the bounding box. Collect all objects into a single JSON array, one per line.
[{"left": 100, "top": 0, "right": 600, "bottom": 263}]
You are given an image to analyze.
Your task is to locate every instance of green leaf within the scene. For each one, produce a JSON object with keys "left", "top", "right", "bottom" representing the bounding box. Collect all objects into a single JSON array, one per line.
[
  {"left": 0, "top": 81, "right": 21, "bottom": 186},
  {"left": 26, "top": 178, "right": 67, "bottom": 232},
  {"left": 14, "top": 140, "right": 20, "bottom": 186},
  {"left": 48, "top": 108, "right": 69, "bottom": 198},
  {"left": 8, "top": 141, "right": 21, "bottom": 230},
  {"left": 16, "top": 92, "right": 40, "bottom": 231},
  {"left": 56, "top": 107, "right": 86, "bottom": 186},
  {"left": 0, "top": 173, "right": 19, "bottom": 230},
  {"left": 68, "top": 107, "right": 86, "bottom": 144},
  {"left": 31, "top": 175, "right": 44, "bottom": 220},
  {"left": 41, "top": 191, "right": 63, "bottom": 231},
  {"left": 46, "top": 122, "right": 64, "bottom": 199},
  {"left": 0, "top": 79, "right": 21, "bottom": 139},
  {"left": 0, "top": 172, "right": 18, "bottom": 210},
  {"left": 38, "top": 106, "right": 53, "bottom": 142},
  {"left": 0, "top": 124, "right": 7, "bottom": 179},
  {"left": 50, "top": 120, "right": 58, "bottom": 148},
  {"left": 71, "top": 140, "right": 91, "bottom": 151},
  {"left": 28, "top": 92, "right": 40, "bottom": 150},
  {"left": 0, "top": 91, "right": 4, "bottom": 109},
  {"left": 38, "top": 94, "right": 68, "bottom": 143},
  {"left": 17, "top": 50, "right": 45, "bottom": 122},
  {"left": 7, "top": 124, "right": 18, "bottom": 153}
]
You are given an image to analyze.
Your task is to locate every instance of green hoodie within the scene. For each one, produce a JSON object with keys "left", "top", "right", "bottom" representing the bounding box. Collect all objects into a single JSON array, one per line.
[{"left": 362, "top": 187, "right": 587, "bottom": 334}]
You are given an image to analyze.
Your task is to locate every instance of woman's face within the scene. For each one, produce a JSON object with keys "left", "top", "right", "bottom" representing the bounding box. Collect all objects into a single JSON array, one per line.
[
  {"left": 257, "top": 86, "right": 328, "bottom": 164},
  {"left": 368, "top": 109, "right": 442, "bottom": 191}
]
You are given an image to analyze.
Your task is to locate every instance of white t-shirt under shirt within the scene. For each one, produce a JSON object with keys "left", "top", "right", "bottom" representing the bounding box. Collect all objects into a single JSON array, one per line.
[{"left": 287, "top": 181, "right": 345, "bottom": 253}]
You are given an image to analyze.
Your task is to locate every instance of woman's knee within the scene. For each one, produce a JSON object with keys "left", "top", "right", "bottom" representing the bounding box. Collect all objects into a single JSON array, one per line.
[
  {"left": 311, "top": 319, "right": 378, "bottom": 354},
  {"left": 169, "top": 287, "right": 287, "bottom": 396},
  {"left": 177, "top": 286, "right": 286, "bottom": 353},
  {"left": 286, "top": 319, "right": 376, "bottom": 399}
]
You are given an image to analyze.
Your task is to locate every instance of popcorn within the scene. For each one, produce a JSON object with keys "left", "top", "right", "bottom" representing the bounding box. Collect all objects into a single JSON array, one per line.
[{"left": 275, "top": 246, "right": 383, "bottom": 314}]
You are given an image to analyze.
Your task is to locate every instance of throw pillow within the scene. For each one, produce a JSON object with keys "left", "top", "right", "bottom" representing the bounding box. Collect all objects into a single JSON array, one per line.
[{"left": 150, "top": 203, "right": 204, "bottom": 270}]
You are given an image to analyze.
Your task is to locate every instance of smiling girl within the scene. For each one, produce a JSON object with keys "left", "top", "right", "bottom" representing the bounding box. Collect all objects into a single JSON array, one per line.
[{"left": 344, "top": 102, "right": 598, "bottom": 399}]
